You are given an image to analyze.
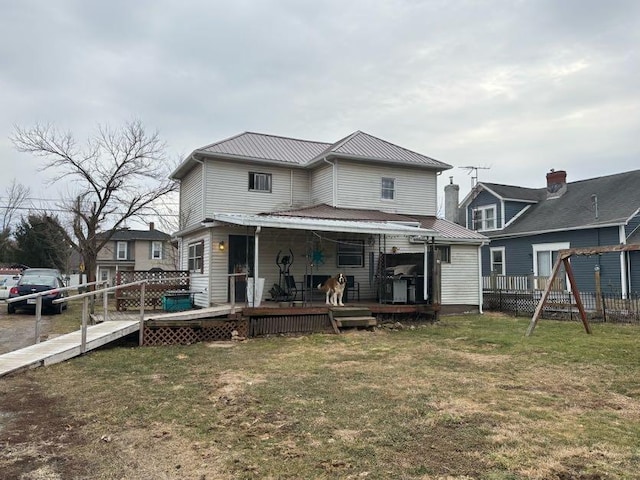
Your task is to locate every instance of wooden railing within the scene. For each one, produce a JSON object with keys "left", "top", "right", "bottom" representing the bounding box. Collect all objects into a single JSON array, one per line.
[{"left": 483, "top": 274, "right": 566, "bottom": 292}]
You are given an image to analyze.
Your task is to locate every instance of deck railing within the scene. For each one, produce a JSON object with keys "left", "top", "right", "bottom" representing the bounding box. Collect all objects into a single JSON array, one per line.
[{"left": 483, "top": 274, "right": 566, "bottom": 292}]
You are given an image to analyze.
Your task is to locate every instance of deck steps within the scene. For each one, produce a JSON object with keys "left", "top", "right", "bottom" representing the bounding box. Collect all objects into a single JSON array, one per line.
[{"left": 328, "top": 307, "right": 377, "bottom": 332}]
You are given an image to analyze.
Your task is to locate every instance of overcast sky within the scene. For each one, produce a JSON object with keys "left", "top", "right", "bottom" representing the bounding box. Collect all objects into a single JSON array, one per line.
[{"left": 1, "top": 0, "right": 639, "bottom": 228}]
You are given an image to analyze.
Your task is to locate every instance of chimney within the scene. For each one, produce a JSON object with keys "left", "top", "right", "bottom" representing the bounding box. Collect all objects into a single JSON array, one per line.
[
  {"left": 546, "top": 169, "right": 567, "bottom": 198},
  {"left": 149, "top": 222, "right": 155, "bottom": 231},
  {"left": 444, "top": 176, "right": 461, "bottom": 224}
]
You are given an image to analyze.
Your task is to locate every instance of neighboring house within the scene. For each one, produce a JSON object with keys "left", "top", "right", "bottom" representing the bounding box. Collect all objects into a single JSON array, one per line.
[
  {"left": 96, "top": 223, "right": 177, "bottom": 285},
  {"left": 171, "top": 130, "right": 487, "bottom": 313},
  {"left": 450, "top": 169, "right": 640, "bottom": 295}
]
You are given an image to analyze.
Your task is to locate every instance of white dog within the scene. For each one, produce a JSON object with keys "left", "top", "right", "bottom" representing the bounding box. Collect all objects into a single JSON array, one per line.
[{"left": 317, "top": 273, "right": 347, "bottom": 306}]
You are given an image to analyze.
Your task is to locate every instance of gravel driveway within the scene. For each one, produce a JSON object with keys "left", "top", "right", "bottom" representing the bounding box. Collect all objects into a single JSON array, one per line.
[{"left": 0, "top": 300, "right": 54, "bottom": 354}]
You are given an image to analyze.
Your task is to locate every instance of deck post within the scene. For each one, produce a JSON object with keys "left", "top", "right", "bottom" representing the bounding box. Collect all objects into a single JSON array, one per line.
[
  {"left": 139, "top": 282, "right": 146, "bottom": 346},
  {"left": 34, "top": 296, "right": 42, "bottom": 344},
  {"left": 103, "top": 287, "right": 109, "bottom": 323},
  {"left": 81, "top": 296, "right": 88, "bottom": 354}
]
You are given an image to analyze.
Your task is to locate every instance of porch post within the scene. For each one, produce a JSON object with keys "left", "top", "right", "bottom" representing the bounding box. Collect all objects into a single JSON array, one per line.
[
  {"left": 253, "top": 226, "right": 261, "bottom": 306},
  {"left": 423, "top": 240, "right": 429, "bottom": 301}
]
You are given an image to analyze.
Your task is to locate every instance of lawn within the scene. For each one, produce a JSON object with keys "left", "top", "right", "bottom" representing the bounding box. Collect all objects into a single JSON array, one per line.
[{"left": 1, "top": 314, "right": 639, "bottom": 479}]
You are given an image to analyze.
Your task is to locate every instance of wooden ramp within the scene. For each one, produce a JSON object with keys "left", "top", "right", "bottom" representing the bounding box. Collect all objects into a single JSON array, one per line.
[
  {"left": 145, "top": 304, "right": 238, "bottom": 321},
  {"left": 0, "top": 320, "right": 139, "bottom": 378}
]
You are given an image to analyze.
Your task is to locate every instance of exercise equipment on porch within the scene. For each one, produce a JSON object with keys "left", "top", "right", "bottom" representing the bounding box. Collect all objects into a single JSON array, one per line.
[{"left": 268, "top": 249, "right": 301, "bottom": 302}]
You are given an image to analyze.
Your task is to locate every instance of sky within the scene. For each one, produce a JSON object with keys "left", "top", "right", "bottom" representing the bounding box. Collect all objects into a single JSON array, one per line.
[{"left": 1, "top": 0, "right": 639, "bottom": 231}]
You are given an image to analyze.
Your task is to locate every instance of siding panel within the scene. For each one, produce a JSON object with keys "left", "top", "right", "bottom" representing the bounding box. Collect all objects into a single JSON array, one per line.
[
  {"left": 180, "top": 166, "right": 203, "bottom": 228},
  {"left": 441, "top": 245, "right": 480, "bottom": 306}
]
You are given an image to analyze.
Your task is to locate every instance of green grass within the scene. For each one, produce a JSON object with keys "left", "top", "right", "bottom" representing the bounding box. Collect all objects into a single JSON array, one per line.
[{"left": 10, "top": 314, "right": 640, "bottom": 479}]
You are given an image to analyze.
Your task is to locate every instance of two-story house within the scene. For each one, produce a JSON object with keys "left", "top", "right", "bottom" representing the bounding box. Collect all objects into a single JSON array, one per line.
[
  {"left": 452, "top": 169, "right": 640, "bottom": 296},
  {"left": 96, "top": 223, "right": 177, "bottom": 285},
  {"left": 171, "top": 131, "right": 487, "bottom": 312}
]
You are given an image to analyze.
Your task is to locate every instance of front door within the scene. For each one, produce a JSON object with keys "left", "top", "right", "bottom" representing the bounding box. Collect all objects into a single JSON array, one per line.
[{"left": 228, "top": 235, "right": 255, "bottom": 302}]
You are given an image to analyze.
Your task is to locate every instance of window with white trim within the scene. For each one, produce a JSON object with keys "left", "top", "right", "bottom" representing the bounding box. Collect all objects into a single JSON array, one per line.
[
  {"left": 381, "top": 177, "right": 395, "bottom": 200},
  {"left": 116, "top": 241, "right": 128, "bottom": 260},
  {"left": 152, "top": 241, "right": 162, "bottom": 260},
  {"left": 472, "top": 205, "right": 496, "bottom": 231},
  {"left": 490, "top": 247, "right": 505, "bottom": 275},
  {"left": 248, "top": 172, "right": 272, "bottom": 192},
  {"left": 436, "top": 246, "right": 451, "bottom": 263},
  {"left": 533, "top": 242, "right": 570, "bottom": 290},
  {"left": 188, "top": 241, "right": 204, "bottom": 273}
]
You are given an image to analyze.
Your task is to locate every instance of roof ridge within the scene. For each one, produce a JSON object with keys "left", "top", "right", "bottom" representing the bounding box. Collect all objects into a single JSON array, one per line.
[{"left": 242, "top": 131, "right": 331, "bottom": 146}]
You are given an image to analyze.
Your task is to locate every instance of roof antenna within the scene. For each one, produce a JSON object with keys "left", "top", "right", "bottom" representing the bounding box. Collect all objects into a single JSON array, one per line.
[{"left": 460, "top": 165, "right": 491, "bottom": 189}]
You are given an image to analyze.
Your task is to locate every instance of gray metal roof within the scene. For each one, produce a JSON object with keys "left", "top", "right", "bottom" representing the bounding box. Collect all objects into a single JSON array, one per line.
[
  {"left": 198, "top": 132, "right": 330, "bottom": 165},
  {"left": 171, "top": 130, "right": 451, "bottom": 178},
  {"left": 310, "top": 131, "right": 452, "bottom": 170},
  {"left": 269, "top": 205, "right": 486, "bottom": 244},
  {"left": 487, "top": 169, "right": 640, "bottom": 238}
]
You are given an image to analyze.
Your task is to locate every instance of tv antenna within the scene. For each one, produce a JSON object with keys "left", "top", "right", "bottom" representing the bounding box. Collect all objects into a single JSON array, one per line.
[{"left": 460, "top": 165, "right": 491, "bottom": 188}]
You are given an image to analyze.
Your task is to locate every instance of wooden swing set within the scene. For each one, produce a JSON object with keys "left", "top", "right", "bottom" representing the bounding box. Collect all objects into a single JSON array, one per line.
[{"left": 526, "top": 243, "right": 640, "bottom": 336}]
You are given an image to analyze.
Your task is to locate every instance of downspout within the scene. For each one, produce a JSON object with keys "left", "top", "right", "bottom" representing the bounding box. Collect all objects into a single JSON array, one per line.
[
  {"left": 254, "top": 226, "right": 261, "bottom": 306},
  {"left": 423, "top": 240, "right": 429, "bottom": 302},
  {"left": 619, "top": 225, "right": 628, "bottom": 299},
  {"left": 323, "top": 157, "right": 337, "bottom": 207},
  {"left": 478, "top": 245, "right": 484, "bottom": 314}
]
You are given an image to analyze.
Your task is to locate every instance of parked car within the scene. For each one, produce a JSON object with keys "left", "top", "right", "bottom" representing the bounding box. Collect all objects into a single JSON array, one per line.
[
  {"left": 7, "top": 268, "right": 68, "bottom": 314},
  {"left": 0, "top": 274, "right": 21, "bottom": 300}
]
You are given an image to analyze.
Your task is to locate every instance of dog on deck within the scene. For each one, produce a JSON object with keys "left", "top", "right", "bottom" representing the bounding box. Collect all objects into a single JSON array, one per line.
[{"left": 317, "top": 273, "right": 347, "bottom": 306}]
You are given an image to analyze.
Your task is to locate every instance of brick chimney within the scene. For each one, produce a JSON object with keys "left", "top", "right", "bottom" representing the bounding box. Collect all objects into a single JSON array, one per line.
[
  {"left": 546, "top": 169, "right": 567, "bottom": 198},
  {"left": 149, "top": 222, "right": 155, "bottom": 231}
]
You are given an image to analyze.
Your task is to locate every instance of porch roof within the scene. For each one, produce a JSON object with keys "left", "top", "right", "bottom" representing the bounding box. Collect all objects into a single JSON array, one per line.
[{"left": 202, "top": 212, "right": 438, "bottom": 237}]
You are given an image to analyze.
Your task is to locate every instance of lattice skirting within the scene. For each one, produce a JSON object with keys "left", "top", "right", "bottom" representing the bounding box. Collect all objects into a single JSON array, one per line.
[{"left": 143, "top": 320, "right": 248, "bottom": 346}]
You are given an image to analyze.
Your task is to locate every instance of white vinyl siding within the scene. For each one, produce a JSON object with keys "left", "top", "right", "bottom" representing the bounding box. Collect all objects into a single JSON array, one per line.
[
  {"left": 440, "top": 245, "right": 481, "bottom": 306},
  {"left": 179, "top": 165, "right": 203, "bottom": 229},
  {"left": 204, "top": 159, "right": 295, "bottom": 214},
  {"left": 310, "top": 163, "right": 333, "bottom": 206},
  {"left": 336, "top": 161, "right": 438, "bottom": 215},
  {"left": 181, "top": 232, "right": 211, "bottom": 307}
]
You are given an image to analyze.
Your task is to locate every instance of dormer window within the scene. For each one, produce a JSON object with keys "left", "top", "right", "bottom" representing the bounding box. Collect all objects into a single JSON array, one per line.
[
  {"left": 472, "top": 205, "right": 496, "bottom": 231},
  {"left": 381, "top": 177, "right": 395, "bottom": 200},
  {"left": 249, "top": 172, "right": 272, "bottom": 192}
]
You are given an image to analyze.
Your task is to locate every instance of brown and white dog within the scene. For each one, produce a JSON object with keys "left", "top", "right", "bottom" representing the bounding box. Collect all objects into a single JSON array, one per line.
[{"left": 317, "top": 273, "right": 347, "bottom": 306}]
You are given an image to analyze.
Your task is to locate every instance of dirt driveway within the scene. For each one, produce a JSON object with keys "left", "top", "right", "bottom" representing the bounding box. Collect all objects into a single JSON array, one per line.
[{"left": 0, "top": 300, "right": 54, "bottom": 355}]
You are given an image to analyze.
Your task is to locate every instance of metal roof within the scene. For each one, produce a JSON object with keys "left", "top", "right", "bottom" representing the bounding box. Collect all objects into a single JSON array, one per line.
[
  {"left": 198, "top": 132, "right": 329, "bottom": 165},
  {"left": 202, "top": 205, "right": 486, "bottom": 244},
  {"left": 311, "top": 131, "right": 451, "bottom": 170},
  {"left": 171, "top": 131, "right": 451, "bottom": 178},
  {"left": 203, "top": 212, "right": 437, "bottom": 237}
]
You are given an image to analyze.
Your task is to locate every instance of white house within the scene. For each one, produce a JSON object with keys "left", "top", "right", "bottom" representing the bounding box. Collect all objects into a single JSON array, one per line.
[{"left": 170, "top": 131, "right": 487, "bottom": 313}]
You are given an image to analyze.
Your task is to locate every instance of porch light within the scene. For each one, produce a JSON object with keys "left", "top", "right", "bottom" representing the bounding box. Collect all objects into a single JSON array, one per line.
[{"left": 218, "top": 241, "right": 225, "bottom": 251}]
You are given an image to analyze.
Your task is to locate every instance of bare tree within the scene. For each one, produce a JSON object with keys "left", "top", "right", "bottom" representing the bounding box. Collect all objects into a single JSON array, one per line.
[
  {"left": 11, "top": 120, "right": 177, "bottom": 282},
  {"left": 0, "top": 180, "right": 31, "bottom": 263}
]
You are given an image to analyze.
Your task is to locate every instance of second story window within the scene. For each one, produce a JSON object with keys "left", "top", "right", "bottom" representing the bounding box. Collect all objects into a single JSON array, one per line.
[
  {"left": 152, "top": 241, "right": 162, "bottom": 260},
  {"left": 472, "top": 205, "right": 496, "bottom": 231},
  {"left": 117, "top": 241, "right": 128, "bottom": 260},
  {"left": 381, "top": 177, "right": 395, "bottom": 200},
  {"left": 249, "top": 172, "right": 272, "bottom": 193}
]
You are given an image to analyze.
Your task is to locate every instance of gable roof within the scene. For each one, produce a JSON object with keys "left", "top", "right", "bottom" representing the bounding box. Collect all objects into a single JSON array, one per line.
[
  {"left": 171, "top": 131, "right": 451, "bottom": 178},
  {"left": 487, "top": 169, "right": 640, "bottom": 238},
  {"left": 98, "top": 228, "right": 171, "bottom": 241}
]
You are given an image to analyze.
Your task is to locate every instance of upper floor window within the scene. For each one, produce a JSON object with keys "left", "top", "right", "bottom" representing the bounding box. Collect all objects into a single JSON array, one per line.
[
  {"left": 337, "top": 239, "right": 364, "bottom": 267},
  {"left": 472, "top": 205, "right": 496, "bottom": 231},
  {"left": 249, "top": 172, "right": 272, "bottom": 193},
  {"left": 116, "top": 241, "right": 128, "bottom": 260},
  {"left": 381, "top": 177, "right": 395, "bottom": 200},
  {"left": 152, "top": 241, "right": 162, "bottom": 260},
  {"left": 188, "top": 241, "right": 204, "bottom": 273}
]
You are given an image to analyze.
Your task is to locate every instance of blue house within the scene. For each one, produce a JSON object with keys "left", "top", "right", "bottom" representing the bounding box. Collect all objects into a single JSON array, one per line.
[{"left": 449, "top": 169, "right": 640, "bottom": 296}]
